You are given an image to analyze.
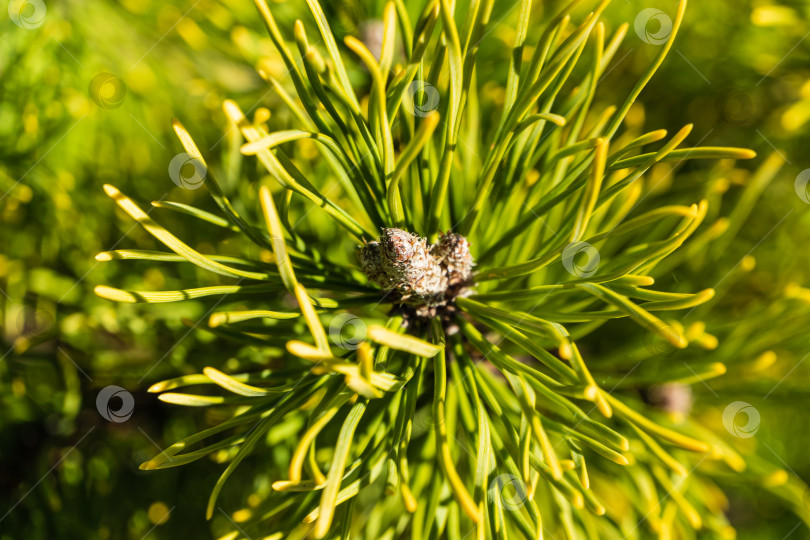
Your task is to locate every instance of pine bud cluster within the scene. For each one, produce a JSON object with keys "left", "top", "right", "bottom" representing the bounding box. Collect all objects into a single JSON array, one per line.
[{"left": 359, "top": 228, "right": 474, "bottom": 318}]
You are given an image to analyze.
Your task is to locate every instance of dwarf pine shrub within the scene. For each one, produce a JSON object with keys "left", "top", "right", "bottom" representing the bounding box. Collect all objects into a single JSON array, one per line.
[{"left": 95, "top": 0, "right": 805, "bottom": 537}]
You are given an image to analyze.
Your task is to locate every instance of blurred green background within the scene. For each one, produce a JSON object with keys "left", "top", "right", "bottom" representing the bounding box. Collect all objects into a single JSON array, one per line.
[{"left": 1, "top": 0, "right": 809, "bottom": 538}]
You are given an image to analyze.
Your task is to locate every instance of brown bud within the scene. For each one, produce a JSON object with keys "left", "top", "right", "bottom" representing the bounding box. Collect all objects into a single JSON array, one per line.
[
  {"left": 434, "top": 232, "right": 474, "bottom": 286},
  {"left": 358, "top": 228, "right": 475, "bottom": 320}
]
